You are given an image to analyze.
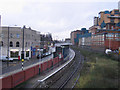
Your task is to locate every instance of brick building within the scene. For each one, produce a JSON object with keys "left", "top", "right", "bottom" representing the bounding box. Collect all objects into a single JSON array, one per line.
[
  {"left": 70, "top": 28, "right": 88, "bottom": 45},
  {"left": 98, "top": 9, "right": 120, "bottom": 30},
  {"left": 91, "top": 29, "right": 120, "bottom": 51}
]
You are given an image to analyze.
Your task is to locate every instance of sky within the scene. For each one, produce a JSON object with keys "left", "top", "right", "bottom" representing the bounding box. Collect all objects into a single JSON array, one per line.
[{"left": 0, "top": 0, "right": 119, "bottom": 40}]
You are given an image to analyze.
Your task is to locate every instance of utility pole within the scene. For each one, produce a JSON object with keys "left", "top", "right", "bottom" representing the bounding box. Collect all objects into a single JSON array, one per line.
[
  {"left": 21, "top": 25, "right": 25, "bottom": 70},
  {"left": 39, "top": 34, "right": 41, "bottom": 75},
  {"left": 7, "top": 26, "right": 9, "bottom": 67}
]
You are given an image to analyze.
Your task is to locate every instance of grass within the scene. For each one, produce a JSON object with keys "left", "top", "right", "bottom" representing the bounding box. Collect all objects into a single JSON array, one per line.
[{"left": 72, "top": 46, "right": 120, "bottom": 88}]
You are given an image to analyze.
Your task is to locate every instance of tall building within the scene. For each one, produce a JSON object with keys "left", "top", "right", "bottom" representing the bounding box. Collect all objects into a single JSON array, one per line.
[
  {"left": 94, "top": 17, "right": 99, "bottom": 26},
  {"left": 98, "top": 9, "right": 120, "bottom": 30},
  {"left": 118, "top": 1, "right": 120, "bottom": 12},
  {"left": 70, "top": 28, "right": 89, "bottom": 45},
  {"left": 89, "top": 8, "right": 120, "bottom": 51},
  {"left": 71, "top": 30, "right": 81, "bottom": 45}
]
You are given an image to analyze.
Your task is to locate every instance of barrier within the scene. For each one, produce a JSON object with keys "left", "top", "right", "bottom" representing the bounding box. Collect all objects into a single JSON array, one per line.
[
  {"left": 55, "top": 57, "right": 59, "bottom": 64},
  {"left": 53, "top": 58, "right": 56, "bottom": 65},
  {"left": 12, "top": 71, "right": 25, "bottom": 87},
  {"left": 24, "top": 67, "right": 34, "bottom": 81},
  {"left": 44, "top": 62, "right": 48, "bottom": 71},
  {"left": 0, "top": 78, "right": 2, "bottom": 90},
  {"left": 40, "top": 63, "right": 43, "bottom": 72},
  {"left": 34, "top": 65, "right": 39, "bottom": 75},
  {"left": 2, "top": 75, "right": 13, "bottom": 88},
  {"left": 49, "top": 60, "right": 52, "bottom": 68},
  {"left": 48, "top": 60, "right": 52, "bottom": 68},
  {"left": 1, "top": 53, "right": 68, "bottom": 89}
]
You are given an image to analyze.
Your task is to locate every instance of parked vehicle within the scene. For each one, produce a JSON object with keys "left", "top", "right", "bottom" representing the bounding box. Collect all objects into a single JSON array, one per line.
[
  {"left": 0, "top": 56, "right": 13, "bottom": 62},
  {"left": 105, "top": 49, "right": 112, "bottom": 54}
]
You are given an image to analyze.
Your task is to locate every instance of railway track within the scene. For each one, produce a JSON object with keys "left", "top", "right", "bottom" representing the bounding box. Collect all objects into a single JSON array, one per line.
[{"left": 36, "top": 49, "right": 84, "bottom": 89}]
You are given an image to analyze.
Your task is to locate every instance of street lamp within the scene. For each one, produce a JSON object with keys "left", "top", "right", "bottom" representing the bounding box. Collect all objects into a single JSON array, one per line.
[
  {"left": 37, "top": 49, "right": 41, "bottom": 75},
  {"left": 7, "top": 26, "right": 10, "bottom": 67},
  {"left": 21, "top": 25, "right": 25, "bottom": 70}
]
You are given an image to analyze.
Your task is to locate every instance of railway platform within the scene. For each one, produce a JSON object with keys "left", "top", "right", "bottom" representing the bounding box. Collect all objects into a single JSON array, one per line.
[{"left": 16, "top": 49, "right": 75, "bottom": 88}]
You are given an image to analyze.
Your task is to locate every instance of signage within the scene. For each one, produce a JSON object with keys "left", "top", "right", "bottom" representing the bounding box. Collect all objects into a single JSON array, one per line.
[{"left": 31, "top": 46, "right": 33, "bottom": 50}]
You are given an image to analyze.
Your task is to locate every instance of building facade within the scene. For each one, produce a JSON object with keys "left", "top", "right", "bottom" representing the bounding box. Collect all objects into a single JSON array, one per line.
[
  {"left": 98, "top": 9, "right": 120, "bottom": 30},
  {"left": 70, "top": 28, "right": 89, "bottom": 45},
  {"left": 70, "top": 30, "right": 81, "bottom": 45},
  {"left": 0, "top": 26, "right": 42, "bottom": 60},
  {"left": 118, "top": 1, "right": 120, "bottom": 12},
  {"left": 94, "top": 17, "right": 99, "bottom": 26},
  {"left": 91, "top": 30, "right": 120, "bottom": 51},
  {"left": 78, "top": 33, "right": 91, "bottom": 47}
]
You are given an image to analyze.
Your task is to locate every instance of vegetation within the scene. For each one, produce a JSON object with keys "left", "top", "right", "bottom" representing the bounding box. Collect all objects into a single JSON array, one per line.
[{"left": 72, "top": 46, "right": 120, "bottom": 88}]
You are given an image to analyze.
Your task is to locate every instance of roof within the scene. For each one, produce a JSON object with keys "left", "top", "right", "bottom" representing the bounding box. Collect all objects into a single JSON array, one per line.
[
  {"left": 55, "top": 43, "right": 72, "bottom": 47},
  {"left": 108, "top": 16, "right": 120, "bottom": 18},
  {"left": 81, "top": 28, "right": 87, "bottom": 31},
  {"left": 104, "top": 11, "right": 110, "bottom": 14}
]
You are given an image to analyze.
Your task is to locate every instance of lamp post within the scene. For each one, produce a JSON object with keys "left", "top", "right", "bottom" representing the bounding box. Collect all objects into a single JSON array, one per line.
[
  {"left": 21, "top": 25, "right": 25, "bottom": 70},
  {"left": 37, "top": 49, "right": 41, "bottom": 75},
  {"left": 7, "top": 26, "right": 9, "bottom": 67}
]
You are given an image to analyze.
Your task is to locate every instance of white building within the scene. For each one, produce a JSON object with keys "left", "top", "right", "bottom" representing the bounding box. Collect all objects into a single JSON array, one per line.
[{"left": 0, "top": 26, "right": 41, "bottom": 60}]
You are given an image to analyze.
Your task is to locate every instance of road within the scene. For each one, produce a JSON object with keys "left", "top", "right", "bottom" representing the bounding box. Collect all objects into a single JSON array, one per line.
[{"left": 1, "top": 54, "right": 53, "bottom": 75}]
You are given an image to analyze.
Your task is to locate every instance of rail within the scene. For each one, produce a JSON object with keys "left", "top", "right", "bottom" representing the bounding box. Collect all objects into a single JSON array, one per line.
[{"left": 35, "top": 48, "right": 75, "bottom": 88}]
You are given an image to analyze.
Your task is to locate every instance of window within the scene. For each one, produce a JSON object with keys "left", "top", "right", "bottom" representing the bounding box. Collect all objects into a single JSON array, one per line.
[
  {"left": 25, "top": 42, "right": 27, "bottom": 47},
  {"left": 16, "top": 41, "right": 19, "bottom": 47},
  {"left": 16, "top": 34, "right": 20, "bottom": 38},
  {"left": 26, "top": 51, "right": 29, "bottom": 57},
  {"left": 0, "top": 34, "right": 4, "bottom": 38},
  {"left": 10, "top": 33, "right": 13, "bottom": 38},
  {"left": 10, "top": 41, "right": 13, "bottom": 47},
  {"left": 10, "top": 51, "right": 19, "bottom": 58},
  {"left": 111, "top": 18, "right": 114, "bottom": 23},
  {"left": 0, "top": 41, "right": 3, "bottom": 46}
]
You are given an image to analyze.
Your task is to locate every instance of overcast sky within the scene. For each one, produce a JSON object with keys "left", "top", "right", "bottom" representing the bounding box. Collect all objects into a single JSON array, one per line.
[{"left": 0, "top": 0, "right": 119, "bottom": 40}]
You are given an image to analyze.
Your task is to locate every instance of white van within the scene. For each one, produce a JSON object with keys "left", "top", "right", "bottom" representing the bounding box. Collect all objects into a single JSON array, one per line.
[
  {"left": 105, "top": 49, "right": 112, "bottom": 54},
  {"left": 0, "top": 56, "right": 13, "bottom": 62}
]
